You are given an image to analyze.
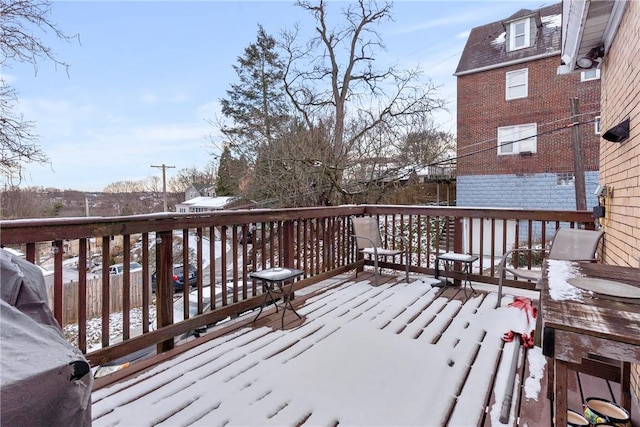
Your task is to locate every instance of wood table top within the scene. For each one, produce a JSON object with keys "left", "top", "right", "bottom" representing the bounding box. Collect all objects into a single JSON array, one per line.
[{"left": 541, "top": 260, "right": 640, "bottom": 346}]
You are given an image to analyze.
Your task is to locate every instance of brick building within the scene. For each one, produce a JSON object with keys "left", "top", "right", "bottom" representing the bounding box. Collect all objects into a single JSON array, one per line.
[{"left": 454, "top": 3, "right": 601, "bottom": 210}]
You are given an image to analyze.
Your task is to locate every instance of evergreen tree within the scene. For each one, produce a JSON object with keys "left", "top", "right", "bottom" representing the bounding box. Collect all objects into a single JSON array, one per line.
[
  {"left": 216, "top": 145, "right": 243, "bottom": 196},
  {"left": 219, "top": 25, "right": 290, "bottom": 162}
]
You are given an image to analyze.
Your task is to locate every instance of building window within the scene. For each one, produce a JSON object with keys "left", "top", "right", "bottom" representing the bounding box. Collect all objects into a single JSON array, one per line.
[
  {"left": 581, "top": 69, "right": 601, "bottom": 81},
  {"left": 557, "top": 172, "right": 575, "bottom": 186},
  {"left": 509, "top": 19, "right": 530, "bottom": 51},
  {"left": 506, "top": 69, "right": 528, "bottom": 100},
  {"left": 497, "top": 123, "right": 537, "bottom": 155},
  {"left": 594, "top": 116, "right": 601, "bottom": 135}
]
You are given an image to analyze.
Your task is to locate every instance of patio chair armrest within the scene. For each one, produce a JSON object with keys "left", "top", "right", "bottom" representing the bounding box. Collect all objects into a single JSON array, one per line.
[
  {"left": 351, "top": 234, "right": 375, "bottom": 244},
  {"left": 497, "top": 247, "right": 547, "bottom": 271},
  {"left": 572, "top": 257, "right": 599, "bottom": 262},
  {"left": 351, "top": 234, "right": 377, "bottom": 254}
]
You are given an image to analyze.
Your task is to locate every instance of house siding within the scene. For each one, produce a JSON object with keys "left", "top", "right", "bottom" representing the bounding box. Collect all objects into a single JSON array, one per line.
[
  {"left": 457, "top": 171, "right": 600, "bottom": 209},
  {"left": 599, "top": 0, "right": 640, "bottom": 268},
  {"left": 598, "top": 0, "right": 640, "bottom": 404}
]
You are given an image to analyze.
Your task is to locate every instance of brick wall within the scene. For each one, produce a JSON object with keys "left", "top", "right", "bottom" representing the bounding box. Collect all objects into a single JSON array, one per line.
[
  {"left": 457, "top": 55, "right": 601, "bottom": 177},
  {"left": 599, "top": 0, "right": 640, "bottom": 403},
  {"left": 599, "top": 0, "right": 640, "bottom": 268}
]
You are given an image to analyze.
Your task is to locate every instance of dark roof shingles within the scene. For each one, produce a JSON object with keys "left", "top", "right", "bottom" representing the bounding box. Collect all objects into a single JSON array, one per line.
[{"left": 455, "top": 3, "right": 562, "bottom": 75}]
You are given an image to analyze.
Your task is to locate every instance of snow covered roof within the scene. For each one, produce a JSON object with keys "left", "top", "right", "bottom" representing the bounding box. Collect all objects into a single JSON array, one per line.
[
  {"left": 455, "top": 3, "right": 562, "bottom": 76},
  {"left": 176, "top": 196, "right": 237, "bottom": 210}
]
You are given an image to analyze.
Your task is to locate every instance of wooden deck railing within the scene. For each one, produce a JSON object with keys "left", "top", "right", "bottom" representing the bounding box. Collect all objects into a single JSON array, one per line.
[{"left": 0, "top": 205, "right": 595, "bottom": 367}]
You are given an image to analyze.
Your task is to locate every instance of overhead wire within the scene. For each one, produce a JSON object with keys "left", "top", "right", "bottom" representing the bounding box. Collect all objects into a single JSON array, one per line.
[
  {"left": 249, "top": 115, "right": 601, "bottom": 206},
  {"left": 433, "top": 115, "right": 600, "bottom": 167},
  {"left": 455, "top": 108, "right": 601, "bottom": 155}
]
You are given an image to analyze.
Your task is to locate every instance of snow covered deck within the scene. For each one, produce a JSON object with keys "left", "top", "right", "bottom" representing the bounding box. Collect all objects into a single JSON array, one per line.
[{"left": 92, "top": 272, "right": 549, "bottom": 426}]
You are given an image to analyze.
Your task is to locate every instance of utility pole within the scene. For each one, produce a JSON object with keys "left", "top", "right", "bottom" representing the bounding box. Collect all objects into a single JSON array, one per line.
[
  {"left": 570, "top": 98, "right": 587, "bottom": 210},
  {"left": 151, "top": 164, "right": 175, "bottom": 212}
]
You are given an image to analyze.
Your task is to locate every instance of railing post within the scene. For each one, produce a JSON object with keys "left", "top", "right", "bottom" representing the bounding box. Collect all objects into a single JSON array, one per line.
[
  {"left": 53, "top": 240, "right": 64, "bottom": 327},
  {"left": 282, "top": 220, "right": 295, "bottom": 268},
  {"left": 156, "top": 230, "right": 174, "bottom": 353},
  {"left": 454, "top": 217, "right": 464, "bottom": 253},
  {"left": 454, "top": 217, "right": 464, "bottom": 286}
]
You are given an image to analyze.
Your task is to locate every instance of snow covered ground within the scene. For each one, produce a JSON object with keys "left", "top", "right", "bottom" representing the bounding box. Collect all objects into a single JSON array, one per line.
[
  {"left": 92, "top": 277, "right": 544, "bottom": 426},
  {"left": 62, "top": 234, "right": 227, "bottom": 349}
]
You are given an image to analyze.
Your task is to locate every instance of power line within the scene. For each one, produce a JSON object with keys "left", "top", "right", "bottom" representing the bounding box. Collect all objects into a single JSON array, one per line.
[
  {"left": 455, "top": 109, "right": 601, "bottom": 155},
  {"left": 432, "top": 118, "right": 597, "bottom": 166}
]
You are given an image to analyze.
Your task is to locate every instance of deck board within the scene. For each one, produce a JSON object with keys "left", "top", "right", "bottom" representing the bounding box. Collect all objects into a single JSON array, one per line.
[{"left": 90, "top": 273, "right": 638, "bottom": 426}]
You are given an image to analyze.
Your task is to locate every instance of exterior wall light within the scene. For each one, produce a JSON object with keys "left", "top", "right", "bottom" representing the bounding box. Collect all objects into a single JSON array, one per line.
[
  {"left": 602, "top": 117, "right": 630, "bottom": 143},
  {"left": 576, "top": 45, "right": 604, "bottom": 69}
]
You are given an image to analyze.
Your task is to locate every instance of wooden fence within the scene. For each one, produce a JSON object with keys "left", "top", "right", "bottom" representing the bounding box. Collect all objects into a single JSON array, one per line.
[{"left": 47, "top": 271, "right": 149, "bottom": 326}]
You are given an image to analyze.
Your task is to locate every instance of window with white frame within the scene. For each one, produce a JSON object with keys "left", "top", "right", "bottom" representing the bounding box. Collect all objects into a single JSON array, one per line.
[
  {"left": 594, "top": 116, "right": 601, "bottom": 135},
  {"left": 509, "top": 19, "right": 530, "bottom": 51},
  {"left": 497, "top": 123, "right": 537, "bottom": 155},
  {"left": 506, "top": 69, "right": 528, "bottom": 100},
  {"left": 581, "top": 68, "right": 601, "bottom": 81},
  {"left": 556, "top": 172, "right": 575, "bottom": 186}
]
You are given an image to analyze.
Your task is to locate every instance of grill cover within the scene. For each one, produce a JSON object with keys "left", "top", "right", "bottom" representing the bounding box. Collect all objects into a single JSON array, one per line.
[{"left": 1, "top": 249, "right": 92, "bottom": 426}]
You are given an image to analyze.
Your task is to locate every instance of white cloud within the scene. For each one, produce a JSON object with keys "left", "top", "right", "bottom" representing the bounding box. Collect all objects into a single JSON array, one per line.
[
  {"left": 16, "top": 93, "right": 215, "bottom": 190},
  {"left": 139, "top": 91, "right": 189, "bottom": 104},
  {"left": 195, "top": 101, "right": 220, "bottom": 122},
  {"left": 1, "top": 70, "right": 17, "bottom": 84}
]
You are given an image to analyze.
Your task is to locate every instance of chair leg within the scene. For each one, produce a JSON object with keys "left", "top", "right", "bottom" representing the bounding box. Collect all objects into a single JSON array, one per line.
[
  {"left": 405, "top": 250, "right": 409, "bottom": 283},
  {"left": 497, "top": 271, "right": 504, "bottom": 308},
  {"left": 373, "top": 256, "right": 379, "bottom": 286}
]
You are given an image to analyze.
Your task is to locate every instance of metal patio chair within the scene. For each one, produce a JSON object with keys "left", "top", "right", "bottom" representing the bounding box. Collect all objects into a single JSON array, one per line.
[
  {"left": 351, "top": 216, "right": 410, "bottom": 286},
  {"left": 496, "top": 227, "right": 604, "bottom": 307}
]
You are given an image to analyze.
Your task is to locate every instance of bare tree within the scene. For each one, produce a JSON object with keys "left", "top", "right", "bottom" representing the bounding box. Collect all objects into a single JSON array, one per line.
[
  {"left": 142, "top": 175, "right": 162, "bottom": 194},
  {"left": 281, "top": 0, "right": 446, "bottom": 205},
  {"left": 250, "top": 119, "right": 336, "bottom": 207},
  {"left": 103, "top": 180, "right": 144, "bottom": 193},
  {"left": 0, "top": 185, "right": 50, "bottom": 218},
  {"left": 0, "top": 0, "right": 78, "bottom": 180},
  {"left": 398, "top": 130, "right": 455, "bottom": 167},
  {"left": 167, "top": 164, "right": 216, "bottom": 193},
  {"left": 0, "top": 83, "right": 46, "bottom": 179}
]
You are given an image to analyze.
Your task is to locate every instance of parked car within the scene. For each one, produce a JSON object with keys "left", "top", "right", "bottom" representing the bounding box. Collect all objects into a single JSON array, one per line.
[
  {"left": 94, "top": 288, "right": 214, "bottom": 378},
  {"left": 238, "top": 224, "right": 271, "bottom": 245},
  {"left": 151, "top": 264, "right": 198, "bottom": 292},
  {"left": 237, "top": 225, "right": 256, "bottom": 244},
  {"left": 109, "top": 262, "right": 142, "bottom": 275}
]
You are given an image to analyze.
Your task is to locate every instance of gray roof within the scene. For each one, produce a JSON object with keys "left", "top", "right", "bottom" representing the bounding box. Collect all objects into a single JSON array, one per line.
[
  {"left": 190, "top": 183, "right": 209, "bottom": 192},
  {"left": 455, "top": 3, "right": 562, "bottom": 76}
]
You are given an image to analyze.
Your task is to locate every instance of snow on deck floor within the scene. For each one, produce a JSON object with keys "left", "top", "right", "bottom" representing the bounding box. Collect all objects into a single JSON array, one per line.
[{"left": 91, "top": 278, "right": 540, "bottom": 426}]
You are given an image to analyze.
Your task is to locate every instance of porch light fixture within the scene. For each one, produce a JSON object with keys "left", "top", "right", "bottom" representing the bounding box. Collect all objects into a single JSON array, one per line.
[
  {"left": 602, "top": 117, "right": 630, "bottom": 143},
  {"left": 576, "top": 45, "right": 604, "bottom": 69}
]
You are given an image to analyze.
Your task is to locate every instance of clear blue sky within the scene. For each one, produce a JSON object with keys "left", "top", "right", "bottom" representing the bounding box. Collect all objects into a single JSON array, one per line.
[{"left": 5, "top": 0, "right": 549, "bottom": 192}]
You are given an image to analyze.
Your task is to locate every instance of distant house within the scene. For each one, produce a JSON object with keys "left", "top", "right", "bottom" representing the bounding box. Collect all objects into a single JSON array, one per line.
[
  {"left": 454, "top": 3, "right": 601, "bottom": 210},
  {"left": 184, "top": 184, "right": 216, "bottom": 202},
  {"left": 175, "top": 196, "right": 256, "bottom": 214}
]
